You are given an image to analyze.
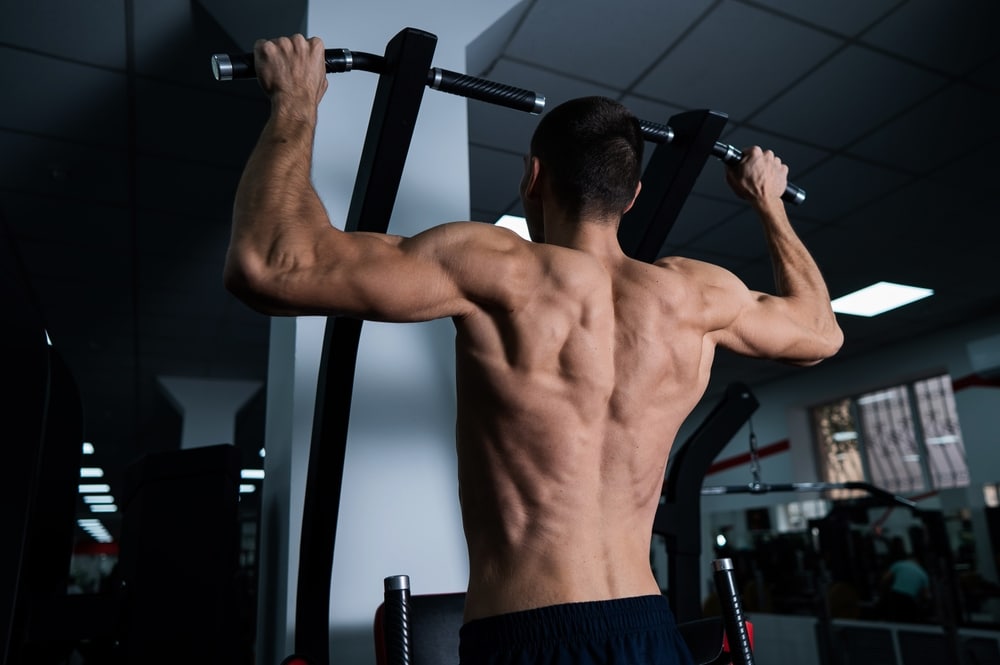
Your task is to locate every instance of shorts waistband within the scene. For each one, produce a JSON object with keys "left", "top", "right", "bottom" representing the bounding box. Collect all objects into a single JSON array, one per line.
[{"left": 459, "top": 595, "right": 673, "bottom": 649}]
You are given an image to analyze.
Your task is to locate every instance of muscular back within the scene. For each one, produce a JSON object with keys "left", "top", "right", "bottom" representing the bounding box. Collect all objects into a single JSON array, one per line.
[{"left": 453, "top": 238, "right": 716, "bottom": 621}]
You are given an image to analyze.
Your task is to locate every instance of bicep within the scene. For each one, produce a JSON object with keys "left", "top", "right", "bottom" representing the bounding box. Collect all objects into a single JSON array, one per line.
[{"left": 666, "top": 257, "right": 827, "bottom": 366}]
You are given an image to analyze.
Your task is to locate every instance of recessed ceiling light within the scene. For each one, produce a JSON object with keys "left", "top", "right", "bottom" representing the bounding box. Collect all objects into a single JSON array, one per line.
[
  {"left": 495, "top": 215, "right": 531, "bottom": 240},
  {"left": 80, "top": 467, "right": 104, "bottom": 478},
  {"left": 241, "top": 469, "right": 265, "bottom": 480},
  {"left": 239, "top": 484, "right": 256, "bottom": 494},
  {"left": 79, "top": 484, "right": 111, "bottom": 494},
  {"left": 82, "top": 442, "right": 95, "bottom": 455},
  {"left": 831, "top": 281, "right": 933, "bottom": 317}
]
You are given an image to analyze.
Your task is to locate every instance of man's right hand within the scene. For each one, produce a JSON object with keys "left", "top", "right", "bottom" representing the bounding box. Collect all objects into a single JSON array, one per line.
[
  {"left": 253, "top": 35, "right": 329, "bottom": 116},
  {"left": 725, "top": 146, "right": 789, "bottom": 209}
]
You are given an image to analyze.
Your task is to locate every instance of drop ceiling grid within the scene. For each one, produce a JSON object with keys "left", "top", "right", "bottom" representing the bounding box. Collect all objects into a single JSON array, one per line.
[
  {"left": 0, "top": 48, "right": 129, "bottom": 147},
  {"left": 858, "top": 0, "right": 1000, "bottom": 76},
  {"left": 846, "top": 82, "right": 1000, "bottom": 175},
  {"left": 631, "top": 1, "right": 844, "bottom": 122},
  {"left": 742, "top": 0, "right": 903, "bottom": 36},
  {"left": 503, "top": 0, "right": 712, "bottom": 91},
  {"left": 0, "top": 1, "right": 128, "bottom": 69},
  {"left": 751, "top": 45, "right": 949, "bottom": 150}
]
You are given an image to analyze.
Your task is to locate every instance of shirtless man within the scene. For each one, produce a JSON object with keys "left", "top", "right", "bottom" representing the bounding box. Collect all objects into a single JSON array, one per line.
[{"left": 224, "top": 35, "right": 843, "bottom": 665}]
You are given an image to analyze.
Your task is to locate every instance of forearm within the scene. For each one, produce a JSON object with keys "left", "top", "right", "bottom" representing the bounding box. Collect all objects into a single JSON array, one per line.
[
  {"left": 756, "top": 198, "right": 843, "bottom": 355},
  {"left": 225, "top": 106, "right": 334, "bottom": 311}
]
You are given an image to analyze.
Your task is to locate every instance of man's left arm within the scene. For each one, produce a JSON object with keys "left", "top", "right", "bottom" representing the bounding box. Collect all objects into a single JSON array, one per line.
[{"left": 223, "top": 35, "right": 523, "bottom": 322}]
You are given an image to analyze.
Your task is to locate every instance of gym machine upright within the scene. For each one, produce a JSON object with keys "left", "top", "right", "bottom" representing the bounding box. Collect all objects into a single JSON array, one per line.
[{"left": 212, "top": 26, "right": 807, "bottom": 664}]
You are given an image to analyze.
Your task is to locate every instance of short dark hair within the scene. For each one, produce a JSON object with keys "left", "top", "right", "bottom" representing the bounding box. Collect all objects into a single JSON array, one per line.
[{"left": 529, "top": 96, "right": 644, "bottom": 218}]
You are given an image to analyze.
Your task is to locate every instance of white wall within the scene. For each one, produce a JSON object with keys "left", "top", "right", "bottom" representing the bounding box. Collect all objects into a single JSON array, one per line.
[{"left": 257, "top": 3, "right": 525, "bottom": 664}]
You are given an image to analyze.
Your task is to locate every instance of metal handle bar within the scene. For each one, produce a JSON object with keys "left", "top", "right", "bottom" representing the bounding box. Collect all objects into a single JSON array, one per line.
[
  {"left": 210, "top": 48, "right": 545, "bottom": 115},
  {"left": 639, "top": 119, "right": 806, "bottom": 205}
]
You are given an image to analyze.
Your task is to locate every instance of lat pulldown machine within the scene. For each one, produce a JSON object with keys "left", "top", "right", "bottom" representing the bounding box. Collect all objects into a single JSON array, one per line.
[{"left": 211, "top": 26, "right": 804, "bottom": 664}]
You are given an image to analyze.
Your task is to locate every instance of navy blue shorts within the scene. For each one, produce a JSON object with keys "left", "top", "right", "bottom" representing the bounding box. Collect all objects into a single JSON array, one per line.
[{"left": 458, "top": 595, "right": 696, "bottom": 665}]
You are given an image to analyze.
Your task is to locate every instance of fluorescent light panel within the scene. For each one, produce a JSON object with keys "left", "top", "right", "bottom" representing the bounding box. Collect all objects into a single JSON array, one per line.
[
  {"left": 80, "top": 467, "right": 104, "bottom": 478},
  {"left": 82, "top": 442, "right": 95, "bottom": 455},
  {"left": 831, "top": 281, "right": 933, "bottom": 317},
  {"left": 239, "top": 484, "right": 256, "bottom": 494},
  {"left": 495, "top": 215, "right": 531, "bottom": 241},
  {"left": 241, "top": 469, "right": 265, "bottom": 480},
  {"left": 90, "top": 504, "right": 118, "bottom": 513},
  {"left": 79, "top": 484, "right": 111, "bottom": 493},
  {"left": 83, "top": 495, "right": 115, "bottom": 504}
]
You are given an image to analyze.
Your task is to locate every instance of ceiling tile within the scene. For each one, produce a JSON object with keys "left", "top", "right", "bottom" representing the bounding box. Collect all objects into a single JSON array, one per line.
[
  {"left": 793, "top": 155, "right": 912, "bottom": 222},
  {"left": 847, "top": 82, "right": 997, "bottom": 173},
  {"left": 0, "top": 1, "right": 126, "bottom": 69},
  {"left": 504, "top": 0, "right": 712, "bottom": 90},
  {"left": 924, "top": 138, "right": 1000, "bottom": 197},
  {"left": 719, "top": 126, "right": 832, "bottom": 177},
  {"left": 746, "top": 0, "right": 901, "bottom": 36},
  {"left": 634, "top": 1, "right": 841, "bottom": 120},
  {"left": 860, "top": 0, "right": 1000, "bottom": 76},
  {"left": 966, "top": 55, "right": 999, "bottom": 92},
  {"left": 752, "top": 45, "right": 948, "bottom": 149},
  {"left": 657, "top": 193, "right": 743, "bottom": 247},
  {"left": 0, "top": 48, "right": 128, "bottom": 146},
  {"left": 690, "top": 209, "right": 823, "bottom": 260}
]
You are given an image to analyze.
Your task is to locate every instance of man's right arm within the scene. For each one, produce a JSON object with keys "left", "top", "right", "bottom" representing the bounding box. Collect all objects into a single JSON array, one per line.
[{"left": 663, "top": 147, "right": 843, "bottom": 366}]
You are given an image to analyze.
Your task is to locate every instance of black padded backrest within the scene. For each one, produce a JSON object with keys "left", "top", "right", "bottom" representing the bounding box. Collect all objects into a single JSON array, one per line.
[{"left": 410, "top": 593, "right": 466, "bottom": 665}]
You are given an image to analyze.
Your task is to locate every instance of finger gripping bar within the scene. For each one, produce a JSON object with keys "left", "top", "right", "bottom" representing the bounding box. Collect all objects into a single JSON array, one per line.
[
  {"left": 636, "top": 117, "right": 806, "bottom": 205},
  {"left": 712, "top": 142, "right": 806, "bottom": 205}
]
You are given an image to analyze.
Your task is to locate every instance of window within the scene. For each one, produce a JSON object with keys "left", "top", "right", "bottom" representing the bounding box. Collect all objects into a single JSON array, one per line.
[{"left": 812, "top": 373, "right": 969, "bottom": 496}]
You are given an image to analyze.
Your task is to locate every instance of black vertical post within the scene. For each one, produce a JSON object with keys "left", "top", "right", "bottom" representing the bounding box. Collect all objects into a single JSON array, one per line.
[
  {"left": 618, "top": 110, "right": 729, "bottom": 263},
  {"left": 653, "top": 383, "right": 758, "bottom": 623},
  {"left": 293, "top": 28, "right": 438, "bottom": 664}
]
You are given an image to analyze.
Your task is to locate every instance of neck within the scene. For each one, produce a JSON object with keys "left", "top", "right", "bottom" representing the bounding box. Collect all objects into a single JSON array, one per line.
[{"left": 542, "top": 209, "right": 625, "bottom": 260}]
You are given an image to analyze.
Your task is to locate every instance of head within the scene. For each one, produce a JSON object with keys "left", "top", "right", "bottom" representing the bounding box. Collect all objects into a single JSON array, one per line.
[{"left": 521, "top": 96, "right": 644, "bottom": 240}]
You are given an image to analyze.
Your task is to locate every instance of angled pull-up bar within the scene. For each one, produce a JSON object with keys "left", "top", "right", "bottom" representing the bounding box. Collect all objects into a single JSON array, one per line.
[{"left": 211, "top": 42, "right": 545, "bottom": 115}]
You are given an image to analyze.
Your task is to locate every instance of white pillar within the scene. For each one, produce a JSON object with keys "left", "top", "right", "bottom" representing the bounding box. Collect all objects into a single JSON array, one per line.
[{"left": 256, "top": 4, "right": 527, "bottom": 663}]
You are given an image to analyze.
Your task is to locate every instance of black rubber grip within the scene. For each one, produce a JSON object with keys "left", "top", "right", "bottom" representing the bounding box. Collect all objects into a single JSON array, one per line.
[
  {"left": 713, "top": 559, "right": 755, "bottom": 665},
  {"left": 383, "top": 576, "right": 412, "bottom": 665},
  {"left": 429, "top": 68, "right": 544, "bottom": 114},
  {"left": 712, "top": 142, "right": 806, "bottom": 205},
  {"left": 211, "top": 49, "right": 358, "bottom": 81}
]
